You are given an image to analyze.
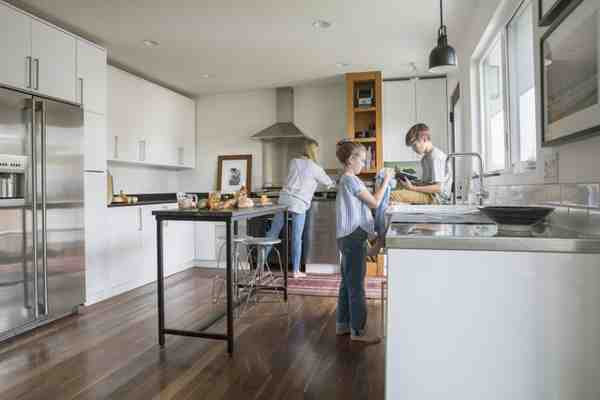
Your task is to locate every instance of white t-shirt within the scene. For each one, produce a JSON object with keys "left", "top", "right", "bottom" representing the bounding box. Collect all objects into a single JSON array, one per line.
[
  {"left": 421, "top": 146, "right": 452, "bottom": 203},
  {"left": 278, "top": 158, "right": 334, "bottom": 214}
]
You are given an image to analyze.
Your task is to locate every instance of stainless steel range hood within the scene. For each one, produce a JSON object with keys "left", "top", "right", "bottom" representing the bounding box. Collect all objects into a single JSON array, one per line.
[{"left": 252, "top": 87, "right": 314, "bottom": 140}]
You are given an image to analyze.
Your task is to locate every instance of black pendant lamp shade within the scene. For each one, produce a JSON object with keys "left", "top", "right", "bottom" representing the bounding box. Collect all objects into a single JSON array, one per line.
[{"left": 429, "top": 0, "right": 458, "bottom": 73}]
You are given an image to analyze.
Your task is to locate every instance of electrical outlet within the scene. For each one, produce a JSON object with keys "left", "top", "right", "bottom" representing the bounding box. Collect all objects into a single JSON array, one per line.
[{"left": 543, "top": 150, "right": 559, "bottom": 183}]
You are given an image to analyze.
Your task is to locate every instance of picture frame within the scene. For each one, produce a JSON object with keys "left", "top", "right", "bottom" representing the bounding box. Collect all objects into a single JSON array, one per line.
[
  {"left": 541, "top": 0, "right": 600, "bottom": 146},
  {"left": 539, "top": 0, "right": 576, "bottom": 26},
  {"left": 217, "top": 155, "right": 252, "bottom": 193}
]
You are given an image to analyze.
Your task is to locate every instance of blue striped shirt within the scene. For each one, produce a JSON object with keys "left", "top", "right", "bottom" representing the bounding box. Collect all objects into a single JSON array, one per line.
[{"left": 336, "top": 174, "right": 375, "bottom": 239}]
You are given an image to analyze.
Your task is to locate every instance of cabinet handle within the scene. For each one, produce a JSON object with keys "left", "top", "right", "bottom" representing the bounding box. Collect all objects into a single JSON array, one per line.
[
  {"left": 34, "top": 58, "right": 39, "bottom": 90},
  {"left": 79, "top": 78, "right": 84, "bottom": 105},
  {"left": 178, "top": 147, "right": 184, "bottom": 165},
  {"left": 26, "top": 56, "right": 32, "bottom": 88},
  {"left": 114, "top": 136, "right": 119, "bottom": 159},
  {"left": 138, "top": 208, "right": 143, "bottom": 231}
]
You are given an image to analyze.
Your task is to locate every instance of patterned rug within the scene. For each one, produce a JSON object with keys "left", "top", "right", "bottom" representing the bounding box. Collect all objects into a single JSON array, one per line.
[{"left": 287, "top": 274, "right": 385, "bottom": 300}]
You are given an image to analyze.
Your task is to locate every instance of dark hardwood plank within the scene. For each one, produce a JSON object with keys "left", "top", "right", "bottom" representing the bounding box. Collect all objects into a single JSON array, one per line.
[{"left": 0, "top": 268, "right": 385, "bottom": 400}]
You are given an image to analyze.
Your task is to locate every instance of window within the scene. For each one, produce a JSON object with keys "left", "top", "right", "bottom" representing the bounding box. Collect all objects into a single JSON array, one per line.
[
  {"left": 478, "top": 0, "right": 537, "bottom": 173},
  {"left": 507, "top": 1, "right": 536, "bottom": 165},
  {"left": 480, "top": 36, "right": 507, "bottom": 172}
]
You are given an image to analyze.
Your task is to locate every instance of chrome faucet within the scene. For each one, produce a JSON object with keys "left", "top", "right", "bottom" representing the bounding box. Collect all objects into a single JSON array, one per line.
[{"left": 445, "top": 152, "right": 489, "bottom": 206}]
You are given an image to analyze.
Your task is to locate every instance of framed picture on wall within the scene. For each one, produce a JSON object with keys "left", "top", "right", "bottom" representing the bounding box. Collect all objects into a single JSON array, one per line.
[
  {"left": 541, "top": 0, "right": 600, "bottom": 146},
  {"left": 539, "top": 0, "right": 576, "bottom": 26},
  {"left": 217, "top": 155, "right": 252, "bottom": 193}
]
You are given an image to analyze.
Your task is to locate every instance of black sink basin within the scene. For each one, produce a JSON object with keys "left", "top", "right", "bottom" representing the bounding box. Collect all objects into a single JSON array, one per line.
[{"left": 478, "top": 206, "right": 555, "bottom": 228}]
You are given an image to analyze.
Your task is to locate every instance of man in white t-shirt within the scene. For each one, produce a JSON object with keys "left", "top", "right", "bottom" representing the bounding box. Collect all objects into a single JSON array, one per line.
[{"left": 392, "top": 123, "right": 451, "bottom": 204}]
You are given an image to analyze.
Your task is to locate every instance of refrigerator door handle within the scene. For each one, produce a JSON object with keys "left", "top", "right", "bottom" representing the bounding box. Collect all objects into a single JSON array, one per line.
[
  {"left": 31, "top": 100, "right": 40, "bottom": 319},
  {"left": 40, "top": 101, "right": 49, "bottom": 315}
]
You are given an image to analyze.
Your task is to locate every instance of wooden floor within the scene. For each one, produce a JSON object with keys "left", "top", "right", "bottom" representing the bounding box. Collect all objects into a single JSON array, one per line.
[{"left": 0, "top": 268, "right": 385, "bottom": 400}]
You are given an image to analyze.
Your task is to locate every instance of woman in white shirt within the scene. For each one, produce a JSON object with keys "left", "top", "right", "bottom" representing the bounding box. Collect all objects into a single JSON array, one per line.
[{"left": 267, "top": 139, "right": 334, "bottom": 278}]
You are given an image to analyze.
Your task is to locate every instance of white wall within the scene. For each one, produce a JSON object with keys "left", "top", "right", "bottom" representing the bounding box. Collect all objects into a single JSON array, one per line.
[
  {"left": 293, "top": 82, "right": 346, "bottom": 169},
  {"left": 452, "top": 0, "right": 600, "bottom": 186},
  {"left": 177, "top": 83, "right": 345, "bottom": 192},
  {"left": 108, "top": 163, "right": 179, "bottom": 194},
  {"left": 178, "top": 89, "right": 276, "bottom": 192}
]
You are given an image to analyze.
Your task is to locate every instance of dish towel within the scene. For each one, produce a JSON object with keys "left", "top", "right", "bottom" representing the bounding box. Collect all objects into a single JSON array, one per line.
[{"left": 374, "top": 170, "right": 396, "bottom": 238}]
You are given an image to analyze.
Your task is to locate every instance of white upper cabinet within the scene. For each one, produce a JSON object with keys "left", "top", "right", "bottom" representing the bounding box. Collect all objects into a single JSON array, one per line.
[
  {"left": 76, "top": 40, "right": 107, "bottom": 115},
  {"left": 383, "top": 78, "right": 448, "bottom": 163},
  {"left": 383, "top": 80, "right": 417, "bottom": 162},
  {"left": 31, "top": 19, "right": 77, "bottom": 103},
  {"left": 0, "top": 4, "right": 31, "bottom": 91},
  {"left": 415, "top": 78, "right": 448, "bottom": 153},
  {"left": 177, "top": 95, "right": 196, "bottom": 168},
  {"left": 107, "top": 66, "right": 196, "bottom": 168},
  {"left": 107, "top": 67, "right": 144, "bottom": 162}
]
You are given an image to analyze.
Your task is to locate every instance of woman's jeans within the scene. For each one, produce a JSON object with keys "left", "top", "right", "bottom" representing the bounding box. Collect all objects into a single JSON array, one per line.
[
  {"left": 336, "top": 228, "right": 368, "bottom": 335},
  {"left": 266, "top": 211, "right": 306, "bottom": 273}
]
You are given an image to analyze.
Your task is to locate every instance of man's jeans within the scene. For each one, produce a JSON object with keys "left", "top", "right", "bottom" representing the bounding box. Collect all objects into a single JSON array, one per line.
[{"left": 336, "top": 228, "right": 368, "bottom": 335}]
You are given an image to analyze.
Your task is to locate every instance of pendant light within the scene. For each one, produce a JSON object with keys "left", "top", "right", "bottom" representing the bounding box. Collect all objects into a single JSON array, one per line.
[{"left": 428, "top": 0, "right": 458, "bottom": 73}]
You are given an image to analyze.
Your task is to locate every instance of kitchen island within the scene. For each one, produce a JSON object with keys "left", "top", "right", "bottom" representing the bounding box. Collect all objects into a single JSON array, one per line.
[
  {"left": 385, "top": 210, "right": 600, "bottom": 400},
  {"left": 153, "top": 205, "right": 289, "bottom": 354}
]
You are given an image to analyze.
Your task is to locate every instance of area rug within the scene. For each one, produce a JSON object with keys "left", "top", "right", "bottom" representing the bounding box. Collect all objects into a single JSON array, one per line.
[{"left": 287, "top": 274, "right": 385, "bottom": 300}]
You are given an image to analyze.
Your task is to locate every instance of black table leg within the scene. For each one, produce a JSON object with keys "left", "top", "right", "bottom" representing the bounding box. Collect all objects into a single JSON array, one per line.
[
  {"left": 283, "top": 210, "right": 289, "bottom": 302},
  {"left": 225, "top": 218, "right": 234, "bottom": 355},
  {"left": 157, "top": 218, "right": 165, "bottom": 347}
]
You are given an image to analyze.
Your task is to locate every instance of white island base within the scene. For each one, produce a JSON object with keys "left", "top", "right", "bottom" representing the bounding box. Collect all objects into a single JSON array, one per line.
[{"left": 386, "top": 249, "right": 600, "bottom": 400}]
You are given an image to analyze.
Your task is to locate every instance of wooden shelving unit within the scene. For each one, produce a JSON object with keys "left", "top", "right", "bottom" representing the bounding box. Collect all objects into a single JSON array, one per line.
[
  {"left": 346, "top": 71, "right": 383, "bottom": 176},
  {"left": 346, "top": 72, "right": 385, "bottom": 277}
]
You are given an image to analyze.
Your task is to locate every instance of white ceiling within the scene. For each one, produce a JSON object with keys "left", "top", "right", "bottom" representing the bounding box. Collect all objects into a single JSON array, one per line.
[{"left": 7, "top": 0, "right": 480, "bottom": 97}]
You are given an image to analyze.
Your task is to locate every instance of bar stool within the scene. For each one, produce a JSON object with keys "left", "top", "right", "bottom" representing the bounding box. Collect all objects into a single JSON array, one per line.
[
  {"left": 241, "top": 237, "right": 284, "bottom": 312},
  {"left": 212, "top": 236, "right": 252, "bottom": 304}
]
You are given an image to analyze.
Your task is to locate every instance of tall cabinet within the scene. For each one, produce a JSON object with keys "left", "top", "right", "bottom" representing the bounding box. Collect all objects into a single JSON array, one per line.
[{"left": 383, "top": 77, "right": 448, "bottom": 163}]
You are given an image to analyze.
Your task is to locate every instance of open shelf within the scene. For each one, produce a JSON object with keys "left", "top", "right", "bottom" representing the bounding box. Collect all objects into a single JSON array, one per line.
[
  {"left": 354, "top": 107, "right": 376, "bottom": 113},
  {"left": 352, "top": 137, "right": 377, "bottom": 143}
]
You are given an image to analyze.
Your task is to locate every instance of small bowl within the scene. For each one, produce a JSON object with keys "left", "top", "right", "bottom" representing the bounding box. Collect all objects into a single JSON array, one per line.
[{"left": 478, "top": 206, "right": 555, "bottom": 231}]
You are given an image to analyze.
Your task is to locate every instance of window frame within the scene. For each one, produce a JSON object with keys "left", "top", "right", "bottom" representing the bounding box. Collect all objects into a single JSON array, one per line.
[
  {"left": 477, "top": 0, "right": 537, "bottom": 175},
  {"left": 479, "top": 33, "right": 510, "bottom": 174}
]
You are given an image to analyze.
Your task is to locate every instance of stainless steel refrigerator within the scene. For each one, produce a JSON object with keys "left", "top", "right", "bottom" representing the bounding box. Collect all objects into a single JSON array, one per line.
[{"left": 0, "top": 86, "right": 85, "bottom": 341}]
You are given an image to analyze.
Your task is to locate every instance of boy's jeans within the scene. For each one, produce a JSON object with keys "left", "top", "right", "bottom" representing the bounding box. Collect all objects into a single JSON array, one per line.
[
  {"left": 336, "top": 228, "right": 368, "bottom": 335},
  {"left": 266, "top": 211, "right": 306, "bottom": 273}
]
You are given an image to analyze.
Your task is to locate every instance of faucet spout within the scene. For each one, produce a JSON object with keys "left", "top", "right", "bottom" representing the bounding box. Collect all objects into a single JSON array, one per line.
[{"left": 445, "top": 152, "right": 488, "bottom": 206}]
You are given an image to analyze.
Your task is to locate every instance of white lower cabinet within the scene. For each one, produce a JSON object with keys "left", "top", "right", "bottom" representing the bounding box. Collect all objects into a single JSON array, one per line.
[
  {"left": 85, "top": 204, "right": 196, "bottom": 304},
  {"left": 106, "top": 206, "right": 143, "bottom": 297}
]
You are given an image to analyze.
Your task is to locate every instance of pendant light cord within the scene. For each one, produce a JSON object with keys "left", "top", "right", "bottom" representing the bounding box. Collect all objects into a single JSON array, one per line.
[{"left": 439, "top": 0, "right": 443, "bottom": 27}]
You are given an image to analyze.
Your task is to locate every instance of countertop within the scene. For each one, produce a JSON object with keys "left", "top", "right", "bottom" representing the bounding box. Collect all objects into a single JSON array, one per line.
[
  {"left": 386, "top": 221, "right": 600, "bottom": 254},
  {"left": 152, "top": 204, "right": 287, "bottom": 220}
]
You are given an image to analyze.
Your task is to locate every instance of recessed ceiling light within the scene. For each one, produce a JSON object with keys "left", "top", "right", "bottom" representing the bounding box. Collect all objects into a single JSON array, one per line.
[
  {"left": 312, "top": 20, "right": 332, "bottom": 29},
  {"left": 142, "top": 40, "right": 159, "bottom": 47},
  {"left": 336, "top": 62, "right": 350, "bottom": 68}
]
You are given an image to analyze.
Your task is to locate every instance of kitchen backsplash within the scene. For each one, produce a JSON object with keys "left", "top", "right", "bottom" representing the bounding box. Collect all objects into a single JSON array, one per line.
[
  {"left": 484, "top": 182, "right": 600, "bottom": 236},
  {"left": 485, "top": 183, "right": 600, "bottom": 209}
]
